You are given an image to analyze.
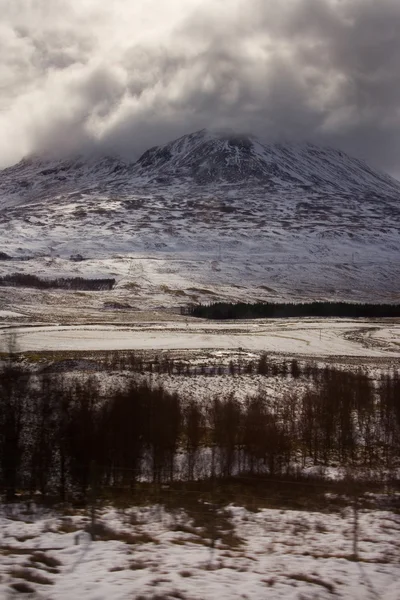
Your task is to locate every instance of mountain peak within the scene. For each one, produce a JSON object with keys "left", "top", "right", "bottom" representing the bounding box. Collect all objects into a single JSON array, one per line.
[
  {"left": 1, "top": 129, "right": 400, "bottom": 199},
  {"left": 133, "top": 129, "right": 400, "bottom": 194}
]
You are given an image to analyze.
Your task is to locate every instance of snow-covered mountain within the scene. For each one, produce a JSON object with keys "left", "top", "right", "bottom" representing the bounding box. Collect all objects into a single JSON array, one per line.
[
  {"left": 134, "top": 129, "right": 400, "bottom": 195},
  {"left": 0, "top": 154, "right": 129, "bottom": 208},
  {"left": 2, "top": 129, "right": 400, "bottom": 200},
  {"left": 0, "top": 129, "right": 399, "bottom": 303}
]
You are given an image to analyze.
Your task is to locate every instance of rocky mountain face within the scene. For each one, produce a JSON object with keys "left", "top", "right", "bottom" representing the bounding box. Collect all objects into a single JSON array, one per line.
[
  {"left": 134, "top": 129, "right": 400, "bottom": 195},
  {"left": 0, "top": 155, "right": 129, "bottom": 208},
  {"left": 0, "top": 130, "right": 398, "bottom": 301},
  {"left": 2, "top": 128, "right": 400, "bottom": 199}
]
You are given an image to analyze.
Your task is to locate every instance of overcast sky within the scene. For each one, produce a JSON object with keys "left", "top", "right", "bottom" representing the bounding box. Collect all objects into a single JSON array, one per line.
[{"left": 1, "top": 0, "right": 399, "bottom": 176}]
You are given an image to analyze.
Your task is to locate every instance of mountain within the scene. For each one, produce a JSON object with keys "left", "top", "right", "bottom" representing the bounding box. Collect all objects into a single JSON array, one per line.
[
  {"left": 133, "top": 129, "right": 400, "bottom": 195},
  {"left": 0, "top": 129, "right": 399, "bottom": 303},
  {"left": 0, "top": 154, "right": 129, "bottom": 208},
  {"left": 2, "top": 129, "right": 400, "bottom": 199}
]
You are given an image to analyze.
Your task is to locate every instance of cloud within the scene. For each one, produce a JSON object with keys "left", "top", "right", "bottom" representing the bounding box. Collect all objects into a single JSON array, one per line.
[{"left": 0, "top": 0, "right": 399, "bottom": 176}]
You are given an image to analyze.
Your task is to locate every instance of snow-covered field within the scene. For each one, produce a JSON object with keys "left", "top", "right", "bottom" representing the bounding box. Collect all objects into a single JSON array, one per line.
[
  {"left": 2, "top": 319, "right": 399, "bottom": 357},
  {"left": 0, "top": 310, "right": 24, "bottom": 318},
  {"left": 0, "top": 502, "right": 399, "bottom": 600}
]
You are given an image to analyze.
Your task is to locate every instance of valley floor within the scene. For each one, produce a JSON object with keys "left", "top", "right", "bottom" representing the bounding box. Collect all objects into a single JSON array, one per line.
[
  {"left": 1, "top": 273, "right": 399, "bottom": 600},
  {"left": 1, "top": 318, "right": 399, "bottom": 359}
]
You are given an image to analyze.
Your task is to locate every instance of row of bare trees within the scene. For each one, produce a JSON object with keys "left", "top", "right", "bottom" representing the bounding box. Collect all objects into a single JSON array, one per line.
[
  {"left": 0, "top": 362, "right": 399, "bottom": 501},
  {"left": 104, "top": 351, "right": 307, "bottom": 379}
]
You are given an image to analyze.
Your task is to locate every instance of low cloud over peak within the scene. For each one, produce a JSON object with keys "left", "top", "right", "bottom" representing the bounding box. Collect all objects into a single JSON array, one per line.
[{"left": 1, "top": 0, "right": 399, "bottom": 176}]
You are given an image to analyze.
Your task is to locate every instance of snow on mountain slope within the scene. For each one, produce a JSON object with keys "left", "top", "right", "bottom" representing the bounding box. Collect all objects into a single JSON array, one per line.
[
  {"left": 134, "top": 129, "right": 400, "bottom": 195},
  {"left": 0, "top": 154, "right": 130, "bottom": 209},
  {"left": 0, "top": 130, "right": 399, "bottom": 304},
  {"left": 2, "top": 128, "right": 400, "bottom": 200}
]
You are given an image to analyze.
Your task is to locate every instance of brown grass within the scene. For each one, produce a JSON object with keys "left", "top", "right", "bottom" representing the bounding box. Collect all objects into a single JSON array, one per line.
[
  {"left": 15, "top": 534, "right": 37, "bottom": 543},
  {"left": 11, "top": 567, "right": 54, "bottom": 585},
  {"left": 87, "top": 521, "right": 156, "bottom": 545},
  {"left": 123, "top": 282, "right": 141, "bottom": 290},
  {"left": 10, "top": 581, "right": 35, "bottom": 594},
  {"left": 129, "top": 560, "right": 150, "bottom": 570},
  {"left": 136, "top": 594, "right": 189, "bottom": 600},
  {"left": 0, "top": 546, "right": 35, "bottom": 556},
  {"left": 29, "top": 551, "right": 61, "bottom": 570},
  {"left": 187, "top": 287, "right": 217, "bottom": 295},
  {"left": 57, "top": 518, "right": 80, "bottom": 534},
  {"left": 288, "top": 573, "right": 335, "bottom": 593}
]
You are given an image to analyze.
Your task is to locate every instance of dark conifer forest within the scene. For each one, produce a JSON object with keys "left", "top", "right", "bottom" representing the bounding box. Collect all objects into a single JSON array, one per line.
[
  {"left": 0, "top": 273, "right": 115, "bottom": 291},
  {"left": 185, "top": 301, "right": 400, "bottom": 320}
]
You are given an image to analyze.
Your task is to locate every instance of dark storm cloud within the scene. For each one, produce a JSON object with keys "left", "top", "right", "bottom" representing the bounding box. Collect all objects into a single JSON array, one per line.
[{"left": 0, "top": 0, "right": 399, "bottom": 176}]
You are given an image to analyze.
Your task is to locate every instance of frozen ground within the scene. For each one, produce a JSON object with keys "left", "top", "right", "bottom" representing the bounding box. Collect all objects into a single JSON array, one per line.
[
  {"left": 1, "top": 254, "right": 400, "bottom": 315},
  {"left": 1, "top": 318, "right": 399, "bottom": 357},
  {"left": 0, "top": 502, "right": 399, "bottom": 600}
]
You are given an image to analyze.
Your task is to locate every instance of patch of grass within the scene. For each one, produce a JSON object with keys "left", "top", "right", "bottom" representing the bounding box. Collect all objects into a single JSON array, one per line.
[
  {"left": 0, "top": 546, "right": 35, "bottom": 556},
  {"left": 169, "top": 592, "right": 188, "bottom": 599},
  {"left": 159, "top": 285, "right": 187, "bottom": 297},
  {"left": 57, "top": 518, "right": 79, "bottom": 534},
  {"left": 303, "top": 550, "right": 387, "bottom": 563},
  {"left": 187, "top": 287, "right": 217, "bottom": 296},
  {"left": 87, "top": 521, "right": 156, "bottom": 545},
  {"left": 129, "top": 559, "right": 150, "bottom": 570},
  {"left": 12, "top": 567, "right": 54, "bottom": 585},
  {"left": 29, "top": 552, "right": 61, "bottom": 570},
  {"left": 124, "top": 510, "right": 141, "bottom": 526},
  {"left": 288, "top": 573, "right": 335, "bottom": 593},
  {"left": 315, "top": 520, "right": 328, "bottom": 533},
  {"left": 123, "top": 282, "right": 141, "bottom": 290},
  {"left": 262, "top": 577, "right": 276, "bottom": 587},
  {"left": 10, "top": 582, "right": 35, "bottom": 594},
  {"left": 290, "top": 517, "right": 311, "bottom": 535},
  {"left": 219, "top": 529, "right": 243, "bottom": 549},
  {"left": 150, "top": 577, "right": 171, "bottom": 586},
  {"left": 172, "top": 524, "right": 198, "bottom": 535},
  {"left": 200, "top": 561, "right": 225, "bottom": 571},
  {"left": 136, "top": 595, "right": 189, "bottom": 600},
  {"left": 15, "top": 534, "right": 37, "bottom": 543},
  {"left": 170, "top": 539, "right": 187, "bottom": 546}
]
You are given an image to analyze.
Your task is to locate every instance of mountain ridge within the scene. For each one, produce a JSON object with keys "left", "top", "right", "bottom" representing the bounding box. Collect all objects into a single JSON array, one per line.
[
  {"left": 133, "top": 129, "right": 400, "bottom": 194},
  {"left": 1, "top": 129, "right": 399, "bottom": 201}
]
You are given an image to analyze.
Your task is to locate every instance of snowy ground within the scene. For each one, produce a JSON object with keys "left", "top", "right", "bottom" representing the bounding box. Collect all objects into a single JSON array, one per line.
[
  {"left": 1, "top": 318, "right": 399, "bottom": 358},
  {"left": 0, "top": 502, "right": 399, "bottom": 600},
  {"left": 1, "top": 253, "right": 400, "bottom": 316}
]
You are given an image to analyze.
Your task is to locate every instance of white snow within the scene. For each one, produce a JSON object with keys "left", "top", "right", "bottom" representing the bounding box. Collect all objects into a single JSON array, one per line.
[
  {"left": 0, "top": 309, "right": 23, "bottom": 318},
  {"left": 2, "top": 319, "right": 399, "bottom": 356},
  {"left": 0, "top": 502, "right": 399, "bottom": 600}
]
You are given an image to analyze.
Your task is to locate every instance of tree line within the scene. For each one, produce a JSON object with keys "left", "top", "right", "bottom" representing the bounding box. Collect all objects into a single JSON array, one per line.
[
  {"left": 0, "top": 359, "right": 399, "bottom": 503},
  {"left": 0, "top": 273, "right": 115, "bottom": 291},
  {"left": 184, "top": 301, "right": 400, "bottom": 320},
  {"left": 101, "top": 351, "right": 305, "bottom": 378}
]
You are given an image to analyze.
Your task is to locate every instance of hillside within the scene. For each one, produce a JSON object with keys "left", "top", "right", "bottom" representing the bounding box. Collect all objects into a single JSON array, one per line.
[
  {"left": 0, "top": 130, "right": 399, "bottom": 304},
  {"left": 134, "top": 129, "right": 400, "bottom": 194}
]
